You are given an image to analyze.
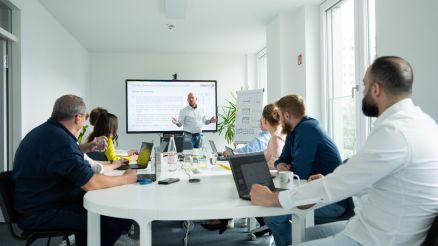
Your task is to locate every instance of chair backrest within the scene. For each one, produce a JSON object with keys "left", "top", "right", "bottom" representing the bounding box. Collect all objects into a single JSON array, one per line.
[
  {"left": 86, "top": 151, "right": 108, "bottom": 161},
  {"left": 0, "top": 171, "right": 18, "bottom": 224},
  {"left": 422, "top": 214, "right": 438, "bottom": 246}
]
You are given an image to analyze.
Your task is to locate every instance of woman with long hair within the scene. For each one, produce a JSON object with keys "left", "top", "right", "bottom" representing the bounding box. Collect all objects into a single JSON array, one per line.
[
  {"left": 87, "top": 112, "right": 137, "bottom": 162},
  {"left": 262, "top": 104, "right": 286, "bottom": 170}
]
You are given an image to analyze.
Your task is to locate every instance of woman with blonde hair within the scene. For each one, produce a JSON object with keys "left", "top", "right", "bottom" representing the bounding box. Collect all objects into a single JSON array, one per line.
[{"left": 262, "top": 104, "right": 286, "bottom": 170}]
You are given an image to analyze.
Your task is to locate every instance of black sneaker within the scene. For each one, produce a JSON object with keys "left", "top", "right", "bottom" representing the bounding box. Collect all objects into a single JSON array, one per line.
[{"left": 251, "top": 225, "right": 272, "bottom": 237}]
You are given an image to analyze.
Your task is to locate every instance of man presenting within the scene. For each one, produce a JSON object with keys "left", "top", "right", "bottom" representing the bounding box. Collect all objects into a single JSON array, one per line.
[
  {"left": 12, "top": 95, "right": 137, "bottom": 246},
  {"left": 171, "top": 92, "right": 217, "bottom": 148},
  {"left": 251, "top": 56, "right": 438, "bottom": 245}
]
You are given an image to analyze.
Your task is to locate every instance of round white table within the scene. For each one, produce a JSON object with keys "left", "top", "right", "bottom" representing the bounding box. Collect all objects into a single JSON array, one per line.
[{"left": 84, "top": 164, "right": 313, "bottom": 246}]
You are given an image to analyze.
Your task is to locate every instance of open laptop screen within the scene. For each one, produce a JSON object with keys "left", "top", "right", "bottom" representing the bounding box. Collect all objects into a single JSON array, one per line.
[
  {"left": 229, "top": 152, "right": 276, "bottom": 199},
  {"left": 209, "top": 140, "right": 218, "bottom": 154},
  {"left": 137, "top": 142, "right": 153, "bottom": 165}
]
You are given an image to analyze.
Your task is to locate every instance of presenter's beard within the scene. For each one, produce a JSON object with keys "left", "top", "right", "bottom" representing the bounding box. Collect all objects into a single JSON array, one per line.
[
  {"left": 361, "top": 92, "right": 379, "bottom": 117},
  {"left": 281, "top": 121, "right": 293, "bottom": 135}
]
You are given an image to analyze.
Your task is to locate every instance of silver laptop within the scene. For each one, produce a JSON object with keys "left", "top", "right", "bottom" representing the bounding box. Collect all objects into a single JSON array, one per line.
[
  {"left": 229, "top": 152, "right": 285, "bottom": 200},
  {"left": 208, "top": 140, "right": 227, "bottom": 161},
  {"left": 225, "top": 146, "right": 235, "bottom": 157},
  {"left": 137, "top": 141, "right": 167, "bottom": 181}
]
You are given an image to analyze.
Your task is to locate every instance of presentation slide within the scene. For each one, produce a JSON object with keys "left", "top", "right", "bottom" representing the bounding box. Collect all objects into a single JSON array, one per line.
[{"left": 126, "top": 80, "right": 217, "bottom": 133}]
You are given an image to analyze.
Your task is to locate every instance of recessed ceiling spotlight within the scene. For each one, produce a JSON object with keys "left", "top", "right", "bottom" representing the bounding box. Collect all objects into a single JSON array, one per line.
[{"left": 166, "top": 24, "right": 176, "bottom": 30}]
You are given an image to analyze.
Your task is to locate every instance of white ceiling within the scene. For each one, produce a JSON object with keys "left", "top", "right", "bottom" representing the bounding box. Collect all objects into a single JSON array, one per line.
[{"left": 39, "top": 0, "right": 321, "bottom": 54}]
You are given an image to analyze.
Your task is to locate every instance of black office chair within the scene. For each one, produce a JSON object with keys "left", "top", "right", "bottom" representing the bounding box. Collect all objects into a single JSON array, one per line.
[
  {"left": 422, "top": 214, "right": 438, "bottom": 246},
  {"left": 86, "top": 151, "right": 108, "bottom": 161},
  {"left": 314, "top": 196, "right": 355, "bottom": 225},
  {"left": 0, "top": 171, "right": 72, "bottom": 246}
]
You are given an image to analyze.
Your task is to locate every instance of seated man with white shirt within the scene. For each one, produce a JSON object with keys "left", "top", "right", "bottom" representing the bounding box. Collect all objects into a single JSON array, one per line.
[{"left": 250, "top": 56, "right": 438, "bottom": 245}]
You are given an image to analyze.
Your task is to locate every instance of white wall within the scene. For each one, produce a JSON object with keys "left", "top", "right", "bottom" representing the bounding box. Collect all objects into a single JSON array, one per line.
[
  {"left": 266, "top": 16, "right": 282, "bottom": 103},
  {"left": 89, "top": 52, "right": 248, "bottom": 151},
  {"left": 10, "top": 0, "right": 89, "bottom": 139},
  {"left": 266, "top": 5, "right": 321, "bottom": 118},
  {"left": 376, "top": 0, "right": 438, "bottom": 120}
]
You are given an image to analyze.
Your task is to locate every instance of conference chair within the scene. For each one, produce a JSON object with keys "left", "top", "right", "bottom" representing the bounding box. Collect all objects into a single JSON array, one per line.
[
  {"left": 314, "top": 196, "right": 355, "bottom": 225},
  {"left": 0, "top": 171, "right": 72, "bottom": 246},
  {"left": 422, "top": 214, "right": 438, "bottom": 246},
  {"left": 86, "top": 151, "right": 108, "bottom": 161}
]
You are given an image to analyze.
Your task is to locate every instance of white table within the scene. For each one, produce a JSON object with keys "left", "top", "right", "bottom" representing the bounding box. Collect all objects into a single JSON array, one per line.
[{"left": 84, "top": 163, "right": 313, "bottom": 246}]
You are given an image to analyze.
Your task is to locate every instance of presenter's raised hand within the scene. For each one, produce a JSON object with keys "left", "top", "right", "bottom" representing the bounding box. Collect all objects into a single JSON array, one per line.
[
  {"left": 209, "top": 116, "right": 217, "bottom": 123},
  {"left": 171, "top": 117, "right": 178, "bottom": 124}
]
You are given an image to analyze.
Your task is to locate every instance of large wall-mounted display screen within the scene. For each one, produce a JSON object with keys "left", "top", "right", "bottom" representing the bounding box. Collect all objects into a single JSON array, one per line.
[{"left": 126, "top": 80, "right": 217, "bottom": 133}]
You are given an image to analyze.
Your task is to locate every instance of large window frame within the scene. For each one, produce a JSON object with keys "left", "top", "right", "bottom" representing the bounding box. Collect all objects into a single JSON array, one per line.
[
  {"left": 321, "top": 0, "right": 376, "bottom": 159},
  {"left": 256, "top": 48, "right": 267, "bottom": 104},
  {"left": 0, "top": 0, "right": 18, "bottom": 172}
]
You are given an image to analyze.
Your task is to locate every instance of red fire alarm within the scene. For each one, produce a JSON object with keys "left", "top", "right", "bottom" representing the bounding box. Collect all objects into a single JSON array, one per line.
[{"left": 298, "top": 54, "right": 302, "bottom": 65}]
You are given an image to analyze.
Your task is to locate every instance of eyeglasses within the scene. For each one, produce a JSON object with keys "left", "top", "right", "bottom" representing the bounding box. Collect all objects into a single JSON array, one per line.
[{"left": 77, "top": 112, "right": 89, "bottom": 120}]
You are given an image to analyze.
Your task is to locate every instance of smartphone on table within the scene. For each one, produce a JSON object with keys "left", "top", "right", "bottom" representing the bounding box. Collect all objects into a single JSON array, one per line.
[{"left": 157, "top": 178, "right": 180, "bottom": 185}]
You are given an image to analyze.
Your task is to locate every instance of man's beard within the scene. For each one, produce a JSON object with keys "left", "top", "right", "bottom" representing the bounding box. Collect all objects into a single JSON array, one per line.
[
  {"left": 361, "top": 92, "right": 379, "bottom": 117},
  {"left": 281, "top": 121, "right": 293, "bottom": 134}
]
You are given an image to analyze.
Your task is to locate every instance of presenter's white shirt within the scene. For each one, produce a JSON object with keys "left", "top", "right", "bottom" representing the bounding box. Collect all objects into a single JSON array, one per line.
[
  {"left": 177, "top": 105, "right": 210, "bottom": 134},
  {"left": 278, "top": 99, "right": 438, "bottom": 246}
]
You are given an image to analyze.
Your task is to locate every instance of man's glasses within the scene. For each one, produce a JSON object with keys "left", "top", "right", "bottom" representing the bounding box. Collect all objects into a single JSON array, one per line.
[{"left": 78, "top": 112, "right": 89, "bottom": 120}]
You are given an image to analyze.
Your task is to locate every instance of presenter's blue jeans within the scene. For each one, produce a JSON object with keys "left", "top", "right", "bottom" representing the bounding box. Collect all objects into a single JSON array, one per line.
[
  {"left": 264, "top": 203, "right": 345, "bottom": 246},
  {"left": 191, "top": 133, "right": 201, "bottom": 148}
]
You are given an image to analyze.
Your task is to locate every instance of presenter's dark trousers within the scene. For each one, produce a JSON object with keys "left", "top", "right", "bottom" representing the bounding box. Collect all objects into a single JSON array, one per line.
[{"left": 17, "top": 202, "right": 132, "bottom": 246}]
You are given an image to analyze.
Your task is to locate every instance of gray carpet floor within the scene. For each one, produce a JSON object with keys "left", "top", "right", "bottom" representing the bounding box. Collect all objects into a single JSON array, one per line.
[{"left": 0, "top": 220, "right": 272, "bottom": 246}]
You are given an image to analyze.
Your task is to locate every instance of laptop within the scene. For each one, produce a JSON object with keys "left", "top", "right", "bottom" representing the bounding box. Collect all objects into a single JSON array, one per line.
[
  {"left": 117, "top": 142, "right": 153, "bottom": 170},
  {"left": 225, "top": 146, "right": 235, "bottom": 157},
  {"left": 136, "top": 141, "right": 167, "bottom": 181},
  {"left": 208, "top": 140, "right": 227, "bottom": 161},
  {"left": 228, "top": 152, "right": 286, "bottom": 200}
]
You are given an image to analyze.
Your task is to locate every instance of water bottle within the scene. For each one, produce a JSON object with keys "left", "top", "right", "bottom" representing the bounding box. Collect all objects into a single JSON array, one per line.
[
  {"left": 198, "top": 134, "right": 208, "bottom": 168},
  {"left": 167, "top": 135, "right": 178, "bottom": 171}
]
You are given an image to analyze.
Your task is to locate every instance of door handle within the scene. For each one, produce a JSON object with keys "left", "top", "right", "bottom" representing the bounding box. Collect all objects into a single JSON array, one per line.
[{"left": 351, "top": 85, "right": 359, "bottom": 98}]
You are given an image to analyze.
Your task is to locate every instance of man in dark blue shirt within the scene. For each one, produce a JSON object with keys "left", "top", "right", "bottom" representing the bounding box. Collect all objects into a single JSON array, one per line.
[
  {"left": 264, "top": 95, "right": 346, "bottom": 246},
  {"left": 12, "top": 95, "right": 137, "bottom": 246}
]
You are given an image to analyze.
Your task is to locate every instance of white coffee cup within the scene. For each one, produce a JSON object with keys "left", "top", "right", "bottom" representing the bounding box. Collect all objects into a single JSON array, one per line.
[{"left": 278, "top": 171, "right": 301, "bottom": 187}]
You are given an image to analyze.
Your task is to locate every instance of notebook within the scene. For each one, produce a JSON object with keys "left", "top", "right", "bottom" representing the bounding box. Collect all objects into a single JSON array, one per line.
[
  {"left": 228, "top": 152, "right": 286, "bottom": 200},
  {"left": 208, "top": 140, "right": 227, "bottom": 161},
  {"left": 137, "top": 142, "right": 166, "bottom": 181},
  {"left": 117, "top": 142, "right": 153, "bottom": 170}
]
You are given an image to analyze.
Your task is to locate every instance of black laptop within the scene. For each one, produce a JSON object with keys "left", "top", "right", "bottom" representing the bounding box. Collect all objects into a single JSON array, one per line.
[
  {"left": 117, "top": 142, "right": 153, "bottom": 170},
  {"left": 229, "top": 152, "right": 286, "bottom": 200}
]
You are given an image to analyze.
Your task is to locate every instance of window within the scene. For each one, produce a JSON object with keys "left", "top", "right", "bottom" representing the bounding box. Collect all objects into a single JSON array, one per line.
[
  {"left": 0, "top": 0, "right": 16, "bottom": 172},
  {"left": 256, "top": 48, "right": 267, "bottom": 104},
  {"left": 321, "top": 0, "right": 376, "bottom": 160}
]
